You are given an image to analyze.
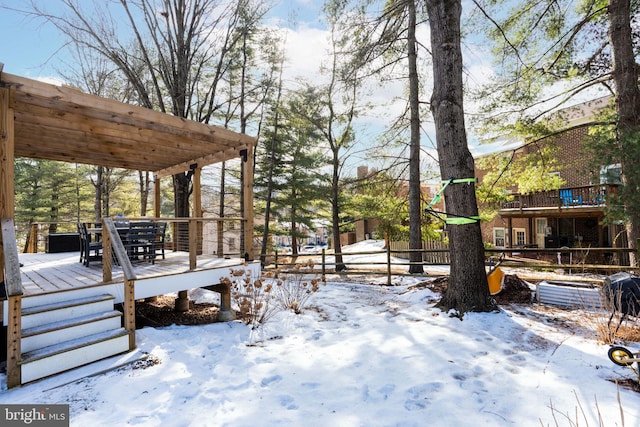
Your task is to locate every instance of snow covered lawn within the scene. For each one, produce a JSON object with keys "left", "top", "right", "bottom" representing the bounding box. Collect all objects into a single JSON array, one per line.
[{"left": 2, "top": 278, "right": 640, "bottom": 426}]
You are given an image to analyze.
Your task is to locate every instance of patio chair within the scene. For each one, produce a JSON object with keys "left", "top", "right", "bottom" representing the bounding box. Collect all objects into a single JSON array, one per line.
[
  {"left": 124, "top": 221, "right": 157, "bottom": 263},
  {"left": 152, "top": 222, "right": 167, "bottom": 261},
  {"left": 78, "top": 222, "right": 102, "bottom": 266},
  {"left": 559, "top": 189, "right": 574, "bottom": 206},
  {"left": 560, "top": 189, "right": 585, "bottom": 206}
]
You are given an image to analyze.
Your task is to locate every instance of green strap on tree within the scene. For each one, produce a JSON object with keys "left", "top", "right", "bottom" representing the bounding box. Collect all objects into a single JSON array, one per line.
[
  {"left": 444, "top": 216, "right": 481, "bottom": 225},
  {"left": 443, "top": 178, "right": 477, "bottom": 185},
  {"left": 425, "top": 177, "right": 480, "bottom": 225}
]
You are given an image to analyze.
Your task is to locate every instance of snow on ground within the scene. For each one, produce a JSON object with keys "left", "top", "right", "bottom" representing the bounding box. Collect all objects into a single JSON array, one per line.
[{"left": 2, "top": 241, "right": 640, "bottom": 426}]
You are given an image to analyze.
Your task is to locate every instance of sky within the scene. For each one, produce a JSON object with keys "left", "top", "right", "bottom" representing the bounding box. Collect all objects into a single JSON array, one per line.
[
  {"left": 0, "top": 0, "right": 514, "bottom": 169},
  {"left": 1, "top": 240, "right": 639, "bottom": 426}
]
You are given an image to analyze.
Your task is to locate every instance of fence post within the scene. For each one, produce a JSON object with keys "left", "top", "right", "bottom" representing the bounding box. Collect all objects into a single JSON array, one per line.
[
  {"left": 274, "top": 250, "right": 279, "bottom": 269},
  {"left": 322, "top": 248, "right": 326, "bottom": 282},
  {"left": 387, "top": 244, "right": 392, "bottom": 286}
]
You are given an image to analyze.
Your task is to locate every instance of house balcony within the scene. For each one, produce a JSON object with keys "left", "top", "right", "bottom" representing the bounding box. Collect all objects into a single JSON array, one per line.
[{"left": 498, "top": 184, "right": 618, "bottom": 218}]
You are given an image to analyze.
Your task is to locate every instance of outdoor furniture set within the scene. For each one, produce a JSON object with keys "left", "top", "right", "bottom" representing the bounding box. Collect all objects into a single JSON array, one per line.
[{"left": 78, "top": 221, "right": 167, "bottom": 267}]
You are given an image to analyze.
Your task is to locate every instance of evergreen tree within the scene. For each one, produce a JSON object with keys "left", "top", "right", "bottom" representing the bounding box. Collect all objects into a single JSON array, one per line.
[{"left": 256, "top": 90, "right": 330, "bottom": 256}]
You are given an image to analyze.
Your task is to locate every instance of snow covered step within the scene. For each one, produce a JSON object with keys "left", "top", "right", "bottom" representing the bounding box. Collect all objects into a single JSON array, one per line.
[
  {"left": 20, "top": 328, "right": 130, "bottom": 384},
  {"left": 21, "top": 294, "right": 116, "bottom": 330},
  {"left": 21, "top": 310, "right": 123, "bottom": 353}
]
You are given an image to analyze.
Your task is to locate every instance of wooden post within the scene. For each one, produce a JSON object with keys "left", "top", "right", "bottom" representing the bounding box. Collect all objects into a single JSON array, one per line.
[
  {"left": 387, "top": 244, "right": 392, "bottom": 286},
  {"left": 176, "top": 218, "right": 198, "bottom": 312},
  {"left": 189, "top": 218, "right": 197, "bottom": 270},
  {"left": 321, "top": 249, "right": 326, "bottom": 283},
  {"left": 124, "top": 279, "right": 136, "bottom": 350},
  {"left": 0, "top": 84, "right": 21, "bottom": 388},
  {"left": 102, "top": 218, "right": 113, "bottom": 283},
  {"left": 193, "top": 167, "right": 203, "bottom": 255},
  {"left": 0, "top": 86, "right": 15, "bottom": 267},
  {"left": 216, "top": 283, "right": 234, "bottom": 321},
  {"left": 176, "top": 169, "right": 201, "bottom": 314},
  {"left": 241, "top": 146, "right": 255, "bottom": 260},
  {"left": 7, "top": 295, "right": 21, "bottom": 388}
]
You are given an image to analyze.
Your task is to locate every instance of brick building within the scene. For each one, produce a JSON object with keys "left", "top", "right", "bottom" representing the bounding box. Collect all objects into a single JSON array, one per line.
[{"left": 476, "top": 97, "right": 625, "bottom": 258}]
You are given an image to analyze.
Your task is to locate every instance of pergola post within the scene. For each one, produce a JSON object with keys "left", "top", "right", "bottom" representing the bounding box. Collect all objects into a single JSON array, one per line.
[
  {"left": 176, "top": 165, "right": 202, "bottom": 313},
  {"left": 0, "top": 86, "right": 15, "bottom": 259},
  {"left": 241, "top": 146, "right": 254, "bottom": 261},
  {"left": 1, "top": 82, "right": 22, "bottom": 389}
]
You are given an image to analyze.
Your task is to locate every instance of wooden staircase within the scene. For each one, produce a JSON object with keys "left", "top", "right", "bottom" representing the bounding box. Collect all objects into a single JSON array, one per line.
[{"left": 16, "top": 289, "right": 131, "bottom": 384}]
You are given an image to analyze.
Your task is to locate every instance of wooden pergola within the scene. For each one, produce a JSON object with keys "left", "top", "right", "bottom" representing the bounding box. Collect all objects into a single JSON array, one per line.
[
  {"left": 0, "top": 63, "right": 257, "bottom": 260},
  {"left": 0, "top": 65, "right": 258, "bottom": 388}
]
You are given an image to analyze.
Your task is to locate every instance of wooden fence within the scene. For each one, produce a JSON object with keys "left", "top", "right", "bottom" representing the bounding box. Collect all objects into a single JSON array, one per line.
[
  {"left": 390, "top": 240, "right": 450, "bottom": 264},
  {"left": 266, "top": 241, "right": 639, "bottom": 286}
]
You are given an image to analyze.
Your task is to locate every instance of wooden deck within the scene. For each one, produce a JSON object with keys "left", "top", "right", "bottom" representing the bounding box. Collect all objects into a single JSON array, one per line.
[{"left": 17, "top": 251, "right": 254, "bottom": 297}]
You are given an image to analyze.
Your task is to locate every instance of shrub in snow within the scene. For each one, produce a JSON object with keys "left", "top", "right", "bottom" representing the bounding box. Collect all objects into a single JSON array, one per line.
[
  {"left": 270, "top": 260, "right": 324, "bottom": 314},
  {"left": 224, "top": 261, "right": 324, "bottom": 329}
]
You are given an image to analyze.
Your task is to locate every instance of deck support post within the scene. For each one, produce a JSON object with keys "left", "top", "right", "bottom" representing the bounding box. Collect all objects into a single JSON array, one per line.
[
  {"left": 124, "top": 279, "right": 136, "bottom": 350},
  {"left": 6, "top": 295, "right": 22, "bottom": 388},
  {"left": 217, "top": 281, "right": 235, "bottom": 321},
  {"left": 175, "top": 290, "right": 189, "bottom": 312},
  {"left": 203, "top": 283, "right": 235, "bottom": 322}
]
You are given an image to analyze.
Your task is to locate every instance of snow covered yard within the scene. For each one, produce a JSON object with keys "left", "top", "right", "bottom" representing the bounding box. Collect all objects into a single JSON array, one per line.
[{"left": 2, "top": 277, "right": 640, "bottom": 427}]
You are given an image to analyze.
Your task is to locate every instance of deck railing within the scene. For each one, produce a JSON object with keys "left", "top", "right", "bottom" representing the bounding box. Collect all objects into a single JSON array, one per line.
[
  {"left": 20, "top": 216, "right": 248, "bottom": 261},
  {"left": 1, "top": 218, "right": 24, "bottom": 388},
  {"left": 500, "top": 184, "right": 618, "bottom": 210}
]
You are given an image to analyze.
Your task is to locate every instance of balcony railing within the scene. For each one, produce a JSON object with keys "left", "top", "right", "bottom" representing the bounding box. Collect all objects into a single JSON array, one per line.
[{"left": 500, "top": 184, "right": 618, "bottom": 210}]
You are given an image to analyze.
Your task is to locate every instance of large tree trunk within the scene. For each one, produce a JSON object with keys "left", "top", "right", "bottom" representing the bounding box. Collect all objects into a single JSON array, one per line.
[
  {"left": 609, "top": 0, "right": 640, "bottom": 266},
  {"left": 426, "top": 0, "right": 494, "bottom": 313},
  {"left": 407, "top": 0, "right": 424, "bottom": 274},
  {"left": 174, "top": 172, "right": 191, "bottom": 251},
  {"left": 331, "top": 150, "right": 346, "bottom": 271}
]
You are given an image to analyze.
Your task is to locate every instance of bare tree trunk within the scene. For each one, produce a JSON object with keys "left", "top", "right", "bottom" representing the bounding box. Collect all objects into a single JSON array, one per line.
[
  {"left": 139, "top": 170, "right": 150, "bottom": 216},
  {"left": 94, "top": 166, "right": 103, "bottom": 223},
  {"left": 407, "top": 0, "right": 423, "bottom": 274},
  {"left": 426, "top": 0, "right": 494, "bottom": 313},
  {"left": 609, "top": 0, "right": 640, "bottom": 266}
]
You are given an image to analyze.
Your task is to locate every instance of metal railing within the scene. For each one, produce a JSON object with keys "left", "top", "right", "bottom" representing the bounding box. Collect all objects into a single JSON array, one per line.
[{"left": 20, "top": 217, "right": 248, "bottom": 260}]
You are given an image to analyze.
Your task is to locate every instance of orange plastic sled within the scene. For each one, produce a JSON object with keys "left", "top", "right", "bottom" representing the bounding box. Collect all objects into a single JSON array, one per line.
[{"left": 487, "top": 266, "right": 505, "bottom": 295}]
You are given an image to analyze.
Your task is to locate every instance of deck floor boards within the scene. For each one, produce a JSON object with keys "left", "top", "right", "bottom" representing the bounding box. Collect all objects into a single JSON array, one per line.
[{"left": 17, "top": 251, "right": 247, "bottom": 297}]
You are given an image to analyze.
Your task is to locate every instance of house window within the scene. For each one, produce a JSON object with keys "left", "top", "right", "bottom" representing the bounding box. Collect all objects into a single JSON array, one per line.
[
  {"left": 493, "top": 228, "right": 506, "bottom": 247},
  {"left": 228, "top": 237, "right": 236, "bottom": 250},
  {"left": 513, "top": 228, "right": 526, "bottom": 246}
]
